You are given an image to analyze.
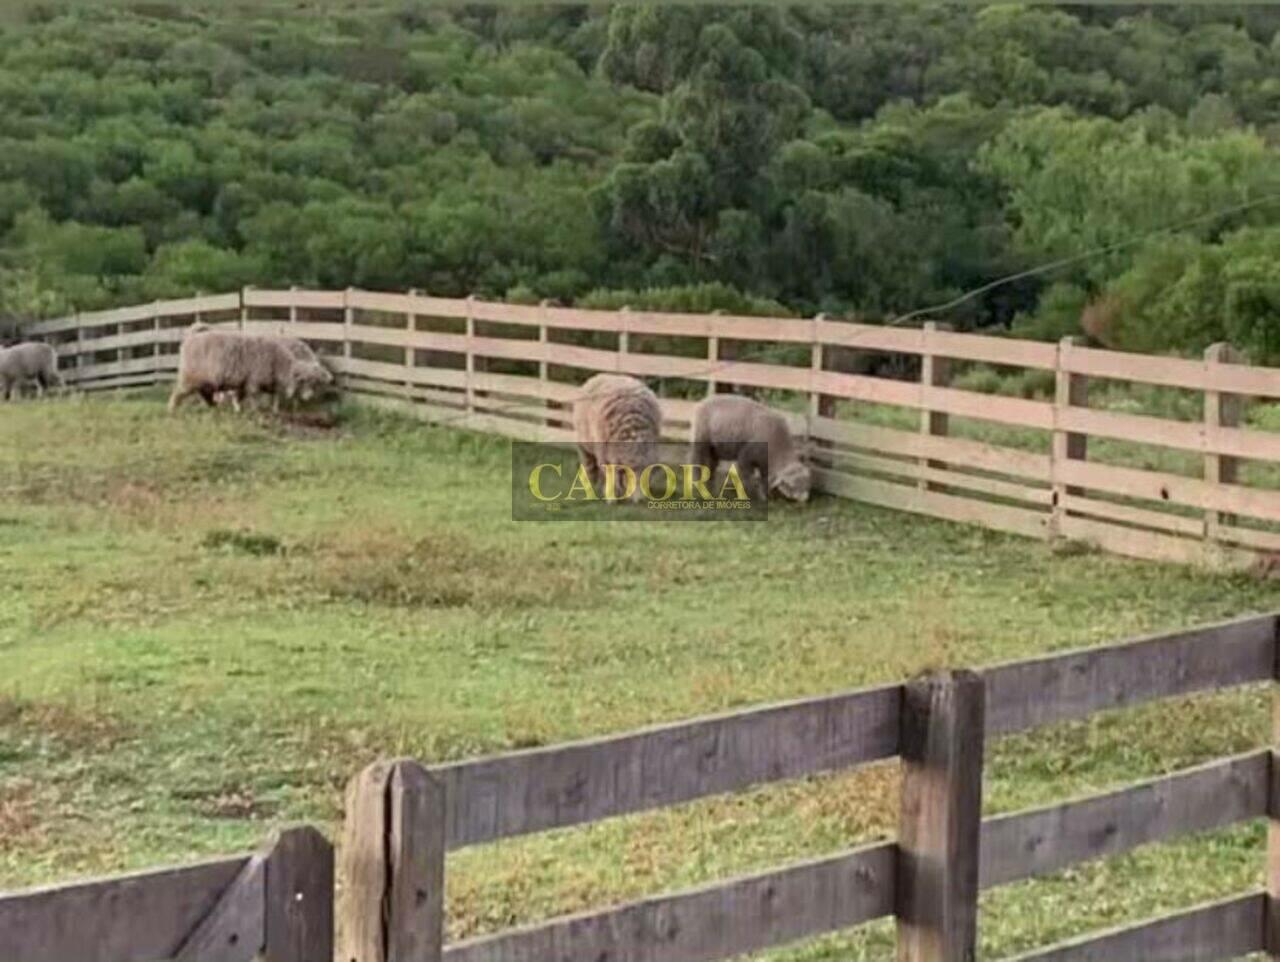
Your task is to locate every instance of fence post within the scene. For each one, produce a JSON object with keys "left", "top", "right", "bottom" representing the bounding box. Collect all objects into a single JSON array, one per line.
[
  {"left": 919, "top": 322, "right": 952, "bottom": 492},
  {"left": 809, "top": 313, "right": 833, "bottom": 468},
  {"left": 153, "top": 302, "right": 162, "bottom": 382},
  {"left": 289, "top": 285, "right": 299, "bottom": 333},
  {"left": 465, "top": 293, "right": 476, "bottom": 421},
  {"left": 240, "top": 286, "right": 251, "bottom": 331},
  {"left": 896, "top": 669, "right": 984, "bottom": 962},
  {"left": 1204, "top": 342, "right": 1241, "bottom": 545},
  {"left": 707, "top": 308, "right": 724, "bottom": 397},
  {"left": 1051, "top": 335, "right": 1089, "bottom": 537},
  {"left": 340, "top": 759, "right": 446, "bottom": 962},
  {"left": 618, "top": 304, "right": 631, "bottom": 375},
  {"left": 539, "top": 299, "right": 555, "bottom": 429},
  {"left": 343, "top": 287, "right": 354, "bottom": 363},
  {"left": 74, "top": 311, "right": 83, "bottom": 386},
  {"left": 1268, "top": 625, "right": 1280, "bottom": 957},
  {"left": 263, "top": 825, "right": 333, "bottom": 962},
  {"left": 405, "top": 289, "right": 420, "bottom": 404}
]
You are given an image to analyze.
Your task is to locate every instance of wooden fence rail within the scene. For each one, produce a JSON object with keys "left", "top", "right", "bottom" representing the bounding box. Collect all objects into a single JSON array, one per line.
[
  {"left": 4, "top": 615, "right": 1277, "bottom": 961},
  {"left": 24, "top": 287, "right": 1280, "bottom": 568},
  {"left": 0, "top": 826, "right": 333, "bottom": 962},
  {"left": 335, "top": 613, "right": 1280, "bottom": 962}
]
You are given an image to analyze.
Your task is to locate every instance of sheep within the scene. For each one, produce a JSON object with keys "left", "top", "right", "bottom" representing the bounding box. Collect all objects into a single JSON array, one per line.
[
  {"left": 207, "top": 334, "right": 328, "bottom": 408},
  {"left": 573, "top": 373, "right": 662, "bottom": 499},
  {"left": 0, "top": 342, "right": 62, "bottom": 401},
  {"left": 168, "top": 326, "right": 333, "bottom": 414},
  {"left": 690, "top": 394, "right": 811, "bottom": 502}
]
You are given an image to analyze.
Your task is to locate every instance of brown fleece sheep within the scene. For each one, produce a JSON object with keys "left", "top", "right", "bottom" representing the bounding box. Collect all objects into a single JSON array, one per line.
[
  {"left": 690, "top": 394, "right": 811, "bottom": 502},
  {"left": 0, "top": 342, "right": 62, "bottom": 400},
  {"left": 168, "top": 326, "right": 333, "bottom": 413},
  {"left": 573, "top": 373, "right": 661, "bottom": 495}
]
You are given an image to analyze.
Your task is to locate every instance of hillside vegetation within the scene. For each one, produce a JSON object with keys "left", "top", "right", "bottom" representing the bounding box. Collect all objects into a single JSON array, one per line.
[{"left": 7, "top": 4, "right": 1280, "bottom": 360}]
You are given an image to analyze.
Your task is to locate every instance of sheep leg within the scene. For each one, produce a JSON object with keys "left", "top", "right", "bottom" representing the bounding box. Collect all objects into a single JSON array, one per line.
[
  {"left": 168, "top": 386, "right": 193, "bottom": 412},
  {"left": 578, "top": 446, "right": 600, "bottom": 487}
]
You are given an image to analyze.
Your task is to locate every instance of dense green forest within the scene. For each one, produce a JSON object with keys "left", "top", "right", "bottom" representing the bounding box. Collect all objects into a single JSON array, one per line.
[{"left": 8, "top": 2, "right": 1280, "bottom": 358}]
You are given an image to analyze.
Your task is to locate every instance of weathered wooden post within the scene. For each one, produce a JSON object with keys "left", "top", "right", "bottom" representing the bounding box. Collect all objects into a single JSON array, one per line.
[
  {"left": 405, "top": 288, "right": 421, "bottom": 404},
  {"left": 240, "top": 286, "right": 252, "bottom": 331},
  {"left": 1267, "top": 621, "right": 1280, "bottom": 959},
  {"left": 618, "top": 303, "right": 631, "bottom": 374},
  {"left": 707, "top": 308, "right": 724, "bottom": 397},
  {"left": 809, "top": 313, "right": 833, "bottom": 470},
  {"left": 263, "top": 826, "right": 334, "bottom": 962},
  {"left": 464, "top": 293, "right": 476, "bottom": 423},
  {"left": 539, "top": 298, "right": 556, "bottom": 430},
  {"left": 340, "top": 759, "right": 446, "bottom": 962},
  {"left": 896, "top": 669, "right": 985, "bottom": 962},
  {"left": 919, "top": 321, "right": 952, "bottom": 492},
  {"left": 1204, "top": 342, "right": 1241, "bottom": 547},
  {"left": 1051, "top": 335, "right": 1089, "bottom": 537},
  {"left": 343, "top": 287, "right": 355, "bottom": 364}
]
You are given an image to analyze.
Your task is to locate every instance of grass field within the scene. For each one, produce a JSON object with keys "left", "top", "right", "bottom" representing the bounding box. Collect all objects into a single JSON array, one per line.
[{"left": 2, "top": 389, "right": 1280, "bottom": 959}]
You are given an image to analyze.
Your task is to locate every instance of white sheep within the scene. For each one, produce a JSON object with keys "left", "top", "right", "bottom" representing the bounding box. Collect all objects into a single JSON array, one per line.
[
  {"left": 168, "top": 325, "right": 333, "bottom": 413},
  {"left": 0, "top": 342, "right": 63, "bottom": 400},
  {"left": 690, "top": 394, "right": 811, "bottom": 502},
  {"left": 573, "top": 373, "right": 661, "bottom": 497}
]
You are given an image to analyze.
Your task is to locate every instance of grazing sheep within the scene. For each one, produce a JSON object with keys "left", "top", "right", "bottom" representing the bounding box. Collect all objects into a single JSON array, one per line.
[
  {"left": 573, "top": 373, "right": 661, "bottom": 497},
  {"left": 168, "top": 326, "right": 333, "bottom": 414},
  {"left": 690, "top": 394, "right": 811, "bottom": 502},
  {"left": 0, "top": 342, "right": 62, "bottom": 401},
  {"left": 209, "top": 335, "right": 327, "bottom": 408}
]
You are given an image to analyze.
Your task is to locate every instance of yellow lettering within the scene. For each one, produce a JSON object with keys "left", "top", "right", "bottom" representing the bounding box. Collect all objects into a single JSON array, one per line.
[
  {"left": 717, "top": 464, "right": 749, "bottom": 501},
  {"left": 682, "top": 462, "right": 713, "bottom": 500},
  {"left": 640, "top": 463, "right": 677, "bottom": 501},
  {"left": 528, "top": 463, "right": 562, "bottom": 501},
  {"left": 566, "top": 464, "right": 599, "bottom": 501},
  {"left": 603, "top": 464, "right": 638, "bottom": 501}
]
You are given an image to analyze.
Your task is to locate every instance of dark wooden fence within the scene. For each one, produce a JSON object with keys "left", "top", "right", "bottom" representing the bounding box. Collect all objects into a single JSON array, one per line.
[
  {"left": 0, "top": 827, "right": 332, "bottom": 962},
  {"left": 339, "top": 614, "right": 1280, "bottom": 962},
  {"left": 4, "top": 615, "right": 1277, "bottom": 962}
]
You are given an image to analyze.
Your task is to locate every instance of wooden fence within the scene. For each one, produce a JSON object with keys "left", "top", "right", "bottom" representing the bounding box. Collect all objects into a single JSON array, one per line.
[
  {"left": 0, "top": 826, "right": 333, "bottom": 962},
  {"left": 4, "top": 614, "right": 1279, "bottom": 960},
  {"left": 337, "top": 613, "right": 1280, "bottom": 962},
  {"left": 25, "top": 288, "right": 1280, "bottom": 568}
]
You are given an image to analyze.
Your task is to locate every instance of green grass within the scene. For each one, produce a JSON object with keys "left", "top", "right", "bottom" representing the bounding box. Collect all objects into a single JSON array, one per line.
[{"left": 2, "top": 389, "right": 1280, "bottom": 959}]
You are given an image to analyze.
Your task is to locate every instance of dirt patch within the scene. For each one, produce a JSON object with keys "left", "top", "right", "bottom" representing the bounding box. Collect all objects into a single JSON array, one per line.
[
  {"left": 175, "top": 785, "right": 279, "bottom": 821},
  {"left": 298, "top": 527, "right": 587, "bottom": 612},
  {"left": 0, "top": 780, "right": 45, "bottom": 852},
  {"left": 0, "top": 695, "right": 127, "bottom": 753}
]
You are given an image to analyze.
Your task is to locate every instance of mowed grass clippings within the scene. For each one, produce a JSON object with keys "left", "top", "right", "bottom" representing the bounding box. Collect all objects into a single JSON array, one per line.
[{"left": 2, "top": 390, "right": 1279, "bottom": 959}]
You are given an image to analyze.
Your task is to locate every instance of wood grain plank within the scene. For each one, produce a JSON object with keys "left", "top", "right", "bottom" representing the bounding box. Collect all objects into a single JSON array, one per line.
[
  {"left": 434, "top": 684, "right": 901, "bottom": 849},
  {"left": 0, "top": 856, "right": 249, "bottom": 962},
  {"left": 1057, "top": 493, "right": 1205, "bottom": 537},
  {"left": 983, "top": 614, "right": 1276, "bottom": 737},
  {"left": 442, "top": 843, "right": 895, "bottom": 962},
  {"left": 172, "top": 854, "right": 265, "bottom": 962},
  {"left": 896, "top": 671, "right": 985, "bottom": 962},
  {"left": 263, "top": 826, "right": 333, "bottom": 962},
  {"left": 1002, "top": 892, "right": 1264, "bottom": 962},
  {"left": 980, "top": 751, "right": 1269, "bottom": 889},
  {"left": 808, "top": 417, "right": 1052, "bottom": 481},
  {"left": 812, "top": 469, "right": 1052, "bottom": 540},
  {"left": 826, "top": 449, "right": 1053, "bottom": 507}
]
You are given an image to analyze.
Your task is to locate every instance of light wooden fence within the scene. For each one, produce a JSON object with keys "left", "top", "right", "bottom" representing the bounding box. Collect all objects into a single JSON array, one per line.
[
  {"left": 338, "top": 613, "right": 1280, "bottom": 962},
  {"left": 25, "top": 288, "right": 1280, "bottom": 568},
  {"left": 0, "top": 826, "right": 332, "bottom": 962}
]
